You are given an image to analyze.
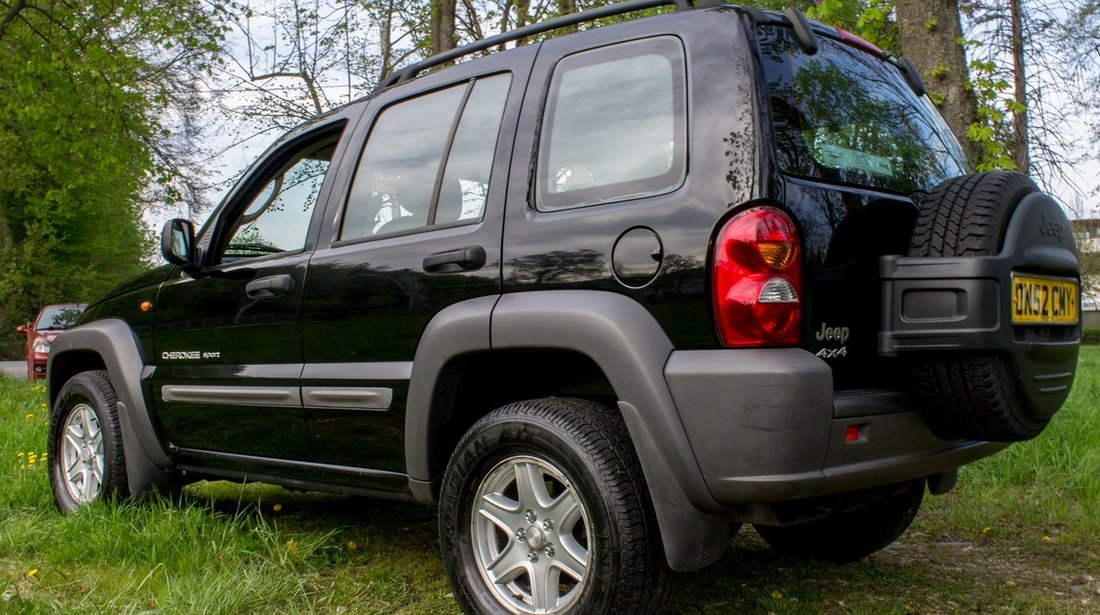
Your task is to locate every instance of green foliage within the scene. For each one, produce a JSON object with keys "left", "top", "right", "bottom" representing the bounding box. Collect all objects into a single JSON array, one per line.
[
  {"left": 803, "top": 0, "right": 898, "bottom": 54},
  {"left": 0, "top": 1, "right": 227, "bottom": 358},
  {"left": 852, "top": 0, "right": 894, "bottom": 50},
  {"left": 964, "top": 54, "right": 1017, "bottom": 172},
  {"left": 1075, "top": 226, "right": 1100, "bottom": 300},
  {"left": 0, "top": 376, "right": 457, "bottom": 613},
  {"left": 748, "top": 0, "right": 817, "bottom": 11},
  {"left": 1083, "top": 329, "right": 1100, "bottom": 345}
]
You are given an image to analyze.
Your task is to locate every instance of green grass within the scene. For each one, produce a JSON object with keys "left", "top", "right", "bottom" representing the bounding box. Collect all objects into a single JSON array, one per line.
[{"left": 2, "top": 351, "right": 1099, "bottom": 614}]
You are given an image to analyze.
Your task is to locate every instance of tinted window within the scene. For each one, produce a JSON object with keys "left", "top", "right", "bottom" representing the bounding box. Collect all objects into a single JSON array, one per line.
[
  {"left": 341, "top": 74, "right": 511, "bottom": 240},
  {"left": 538, "top": 37, "right": 687, "bottom": 211},
  {"left": 437, "top": 76, "right": 511, "bottom": 224},
  {"left": 223, "top": 139, "right": 337, "bottom": 261},
  {"left": 757, "top": 26, "right": 966, "bottom": 194}
]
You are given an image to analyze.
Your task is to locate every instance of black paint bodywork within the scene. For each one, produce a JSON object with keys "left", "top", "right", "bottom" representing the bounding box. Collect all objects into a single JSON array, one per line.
[
  {"left": 68, "top": 4, "right": 946, "bottom": 502},
  {"left": 50, "top": 4, "right": 1066, "bottom": 573}
]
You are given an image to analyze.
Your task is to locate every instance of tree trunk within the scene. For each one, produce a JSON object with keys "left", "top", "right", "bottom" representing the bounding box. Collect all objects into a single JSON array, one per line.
[
  {"left": 557, "top": 0, "right": 576, "bottom": 31},
  {"left": 896, "top": 0, "right": 982, "bottom": 164},
  {"left": 514, "top": 0, "right": 530, "bottom": 45},
  {"left": 379, "top": 0, "right": 394, "bottom": 81},
  {"left": 430, "top": 0, "right": 457, "bottom": 55},
  {"left": 1009, "top": 0, "right": 1030, "bottom": 174}
]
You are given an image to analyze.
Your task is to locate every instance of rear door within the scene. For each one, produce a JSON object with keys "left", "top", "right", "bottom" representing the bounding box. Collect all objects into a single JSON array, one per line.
[{"left": 298, "top": 47, "right": 536, "bottom": 484}]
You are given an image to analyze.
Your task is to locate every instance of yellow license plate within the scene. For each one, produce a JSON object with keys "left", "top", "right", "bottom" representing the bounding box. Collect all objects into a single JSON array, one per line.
[{"left": 1011, "top": 275, "right": 1078, "bottom": 325}]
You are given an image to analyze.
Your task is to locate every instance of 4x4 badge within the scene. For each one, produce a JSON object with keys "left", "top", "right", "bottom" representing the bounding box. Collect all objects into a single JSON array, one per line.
[{"left": 815, "top": 323, "right": 849, "bottom": 359}]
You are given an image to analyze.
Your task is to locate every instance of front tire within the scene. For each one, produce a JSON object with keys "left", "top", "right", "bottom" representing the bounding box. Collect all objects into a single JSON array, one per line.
[
  {"left": 439, "top": 398, "right": 670, "bottom": 615},
  {"left": 48, "top": 370, "right": 130, "bottom": 512}
]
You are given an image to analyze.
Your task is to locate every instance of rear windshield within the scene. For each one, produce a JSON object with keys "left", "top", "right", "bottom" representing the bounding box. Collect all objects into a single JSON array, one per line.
[{"left": 756, "top": 25, "right": 966, "bottom": 194}]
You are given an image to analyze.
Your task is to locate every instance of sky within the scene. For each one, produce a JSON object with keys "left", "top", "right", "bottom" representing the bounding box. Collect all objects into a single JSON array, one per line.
[{"left": 146, "top": 1, "right": 1100, "bottom": 238}]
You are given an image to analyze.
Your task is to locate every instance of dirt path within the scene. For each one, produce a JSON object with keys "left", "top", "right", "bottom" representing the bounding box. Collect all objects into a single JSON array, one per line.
[
  {"left": 671, "top": 527, "right": 1100, "bottom": 614},
  {"left": 885, "top": 529, "right": 1100, "bottom": 613}
]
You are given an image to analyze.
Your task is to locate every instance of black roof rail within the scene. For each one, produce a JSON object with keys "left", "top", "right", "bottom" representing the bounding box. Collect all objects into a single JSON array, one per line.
[
  {"left": 783, "top": 7, "right": 818, "bottom": 55},
  {"left": 898, "top": 57, "right": 927, "bottom": 97},
  {"left": 375, "top": 0, "right": 706, "bottom": 92}
]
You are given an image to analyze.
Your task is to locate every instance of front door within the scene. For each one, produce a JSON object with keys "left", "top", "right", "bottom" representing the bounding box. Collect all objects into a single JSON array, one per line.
[{"left": 151, "top": 122, "right": 348, "bottom": 461}]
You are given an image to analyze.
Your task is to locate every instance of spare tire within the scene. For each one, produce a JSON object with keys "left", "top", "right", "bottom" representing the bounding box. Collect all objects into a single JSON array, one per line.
[{"left": 908, "top": 171, "right": 1077, "bottom": 442}]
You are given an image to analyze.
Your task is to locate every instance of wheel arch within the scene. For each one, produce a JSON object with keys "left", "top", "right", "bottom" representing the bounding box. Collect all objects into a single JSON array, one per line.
[
  {"left": 406, "top": 291, "right": 731, "bottom": 571},
  {"left": 48, "top": 319, "right": 174, "bottom": 495}
]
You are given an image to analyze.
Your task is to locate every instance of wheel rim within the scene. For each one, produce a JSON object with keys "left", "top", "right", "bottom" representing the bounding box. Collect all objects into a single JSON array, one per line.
[
  {"left": 60, "top": 403, "right": 105, "bottom": 505},
  {"left": 471, "top": 454, "right": 592, "bottom": 614}
]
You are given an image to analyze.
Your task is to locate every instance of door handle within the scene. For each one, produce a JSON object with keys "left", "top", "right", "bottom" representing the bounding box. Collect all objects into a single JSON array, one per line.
[
  {"left": 423, "top": 246, "right": 486, "bottom": 273},
  {"left": 245, "top": 274, "right": 294, "bottom": 299}
]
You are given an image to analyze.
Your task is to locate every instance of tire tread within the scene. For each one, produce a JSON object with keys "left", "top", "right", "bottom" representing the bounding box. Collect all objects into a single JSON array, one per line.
[
  {"left": 48, "top": 370, "right": 130, "bottom": 512},
  {"left": 439, "top": 398, "right": 671, "bottom": 615},
  {"left": 908, "top": 172, "right": 1047, "bottom": 441}
]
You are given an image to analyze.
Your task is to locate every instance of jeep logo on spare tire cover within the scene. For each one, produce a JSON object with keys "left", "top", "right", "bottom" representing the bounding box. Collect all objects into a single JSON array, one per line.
[{"left": 896, "top": 171, "right": 1080, "bottom": 442}]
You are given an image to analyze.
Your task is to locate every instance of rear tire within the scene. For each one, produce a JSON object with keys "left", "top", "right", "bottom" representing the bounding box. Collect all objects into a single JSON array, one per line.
[
  {"left": 909, "top": 171, "right": 1049, "bottom": 441},
  {"left": 753, "top": 481, "right": 924, "bottom": 563},
  {"left": 48, "top": 370, "right": 130, "bottom": 512},
  {"left": 439, "top": 398, "right": 670, "bottom": 615}
]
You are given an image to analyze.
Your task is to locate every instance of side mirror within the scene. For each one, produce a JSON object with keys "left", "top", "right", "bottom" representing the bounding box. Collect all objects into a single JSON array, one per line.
[
  {"left": 16, "top": 325, "right": 27, "bottom": 334},
  {"left": 161, "top": 218, "right": 199, "bottom": 272}
]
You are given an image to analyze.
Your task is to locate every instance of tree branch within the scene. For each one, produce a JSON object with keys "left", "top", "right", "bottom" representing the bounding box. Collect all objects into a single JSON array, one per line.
[{"left": 0, "top": 0, "right": 27, "bottom": 43}]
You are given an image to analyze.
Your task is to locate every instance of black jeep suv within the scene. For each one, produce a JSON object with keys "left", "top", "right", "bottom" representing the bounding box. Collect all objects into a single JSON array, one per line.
[{"left": 47, "top": 1, "right": 1080, "bottom": 612}]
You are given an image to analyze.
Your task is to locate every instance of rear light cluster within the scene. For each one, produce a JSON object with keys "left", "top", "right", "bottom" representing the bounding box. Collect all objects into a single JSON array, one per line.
[{"left": 711, "top": 206, "right": 802, "bottom": 347}]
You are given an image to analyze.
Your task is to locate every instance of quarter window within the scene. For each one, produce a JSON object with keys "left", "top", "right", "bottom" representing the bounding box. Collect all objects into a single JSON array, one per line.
[
  {"left": 538, "top": 37, "right": 687, "bottom": 211},
  {"left": 341, "top": 74, "right": 512, "bottom": 240}
]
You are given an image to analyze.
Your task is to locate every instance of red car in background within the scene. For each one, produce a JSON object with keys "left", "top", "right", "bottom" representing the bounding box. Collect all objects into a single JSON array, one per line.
[{"left": 15, "top": 304, "right": 86, "bottom": 380}]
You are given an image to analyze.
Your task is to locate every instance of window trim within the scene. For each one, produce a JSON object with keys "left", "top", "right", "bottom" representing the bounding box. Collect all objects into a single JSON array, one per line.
[
  {"left": 535, "top": 36, "right": 689, "bottom": 213},
  {"left": 426, "top": 78, "right": 476, "bottom": 227}
]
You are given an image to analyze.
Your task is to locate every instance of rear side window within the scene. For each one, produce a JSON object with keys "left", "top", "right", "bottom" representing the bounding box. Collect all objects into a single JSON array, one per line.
[
  {"left": 341, "top": 74, "right": 511, "bottom": 240},
  {"left": 538, "top": 37, "right": 687, "bottom": 212}
]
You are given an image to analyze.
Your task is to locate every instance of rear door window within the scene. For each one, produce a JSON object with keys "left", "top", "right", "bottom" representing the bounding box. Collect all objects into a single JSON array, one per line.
[{"left": 340, "top": 74, "right": 511, "bottom": 240}]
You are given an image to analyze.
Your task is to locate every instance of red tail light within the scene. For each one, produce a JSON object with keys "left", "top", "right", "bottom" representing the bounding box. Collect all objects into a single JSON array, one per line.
[{"left": 712, "top": 206, "right": 802, "bottom": 347}]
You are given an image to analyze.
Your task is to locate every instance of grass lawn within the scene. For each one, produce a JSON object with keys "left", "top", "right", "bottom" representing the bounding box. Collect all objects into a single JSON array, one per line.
[{"left": 2, "top": 350, "right": 1099, "bottom": 613}]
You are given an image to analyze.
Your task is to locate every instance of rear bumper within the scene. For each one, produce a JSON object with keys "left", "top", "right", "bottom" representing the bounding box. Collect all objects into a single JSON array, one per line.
[{"left": 664, "top": 348, "right": 1006, "bottom": 506}]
